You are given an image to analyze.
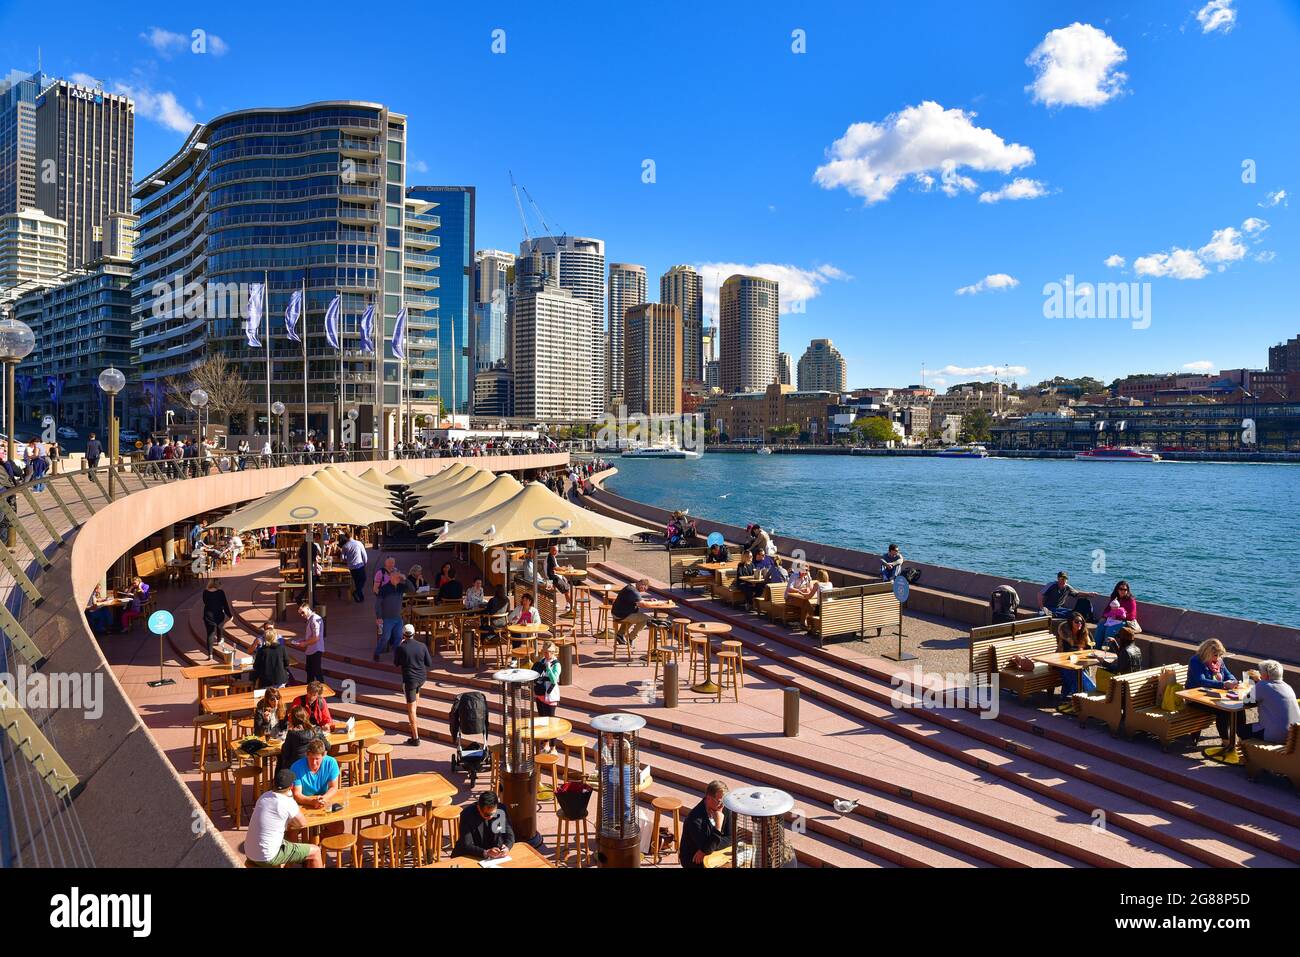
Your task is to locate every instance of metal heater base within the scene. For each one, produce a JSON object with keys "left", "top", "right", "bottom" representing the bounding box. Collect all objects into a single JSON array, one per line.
[
  {"left": 597, "top": 833, "right": 642, "bottom": 868},
  {"left": 501, "top": 769, "right": 538, "bottom": 841}
]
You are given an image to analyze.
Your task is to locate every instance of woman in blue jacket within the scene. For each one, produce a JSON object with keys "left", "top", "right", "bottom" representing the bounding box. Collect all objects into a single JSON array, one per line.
[{"left": 1187, "top": 638, "right": 1239, "bottom": 743}]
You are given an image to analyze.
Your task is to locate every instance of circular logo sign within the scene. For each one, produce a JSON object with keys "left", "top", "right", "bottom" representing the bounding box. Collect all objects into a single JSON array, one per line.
[
  {"left": 148, "top": 610, "right": 175, "bottom": 635},
  {"left": 531, "top": 516, "right": 568, "bottom": 535},
  {"left": 892, "top": 577, "right": 910, "bottom": 604},
  {"left": 289, "top": 505, "right": 320, "bottom": 521}
]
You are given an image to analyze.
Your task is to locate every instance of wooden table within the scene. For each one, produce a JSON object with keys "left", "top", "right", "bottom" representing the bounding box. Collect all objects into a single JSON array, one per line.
[
  {"left": 1178, "top": 686, "right": 1249, "bottom": 764},
  {"left": 203, "top": 683, "right": 335, "bottom": 717},
  {"left": 688, "top": 622, "right": 732, "bottom": 696},
  {"left": 422, "top": 840, "right": 554, "bottom": 869},
  {"left": 300, "top": 771, "right": 456, "bottom": 830},
  {"left": 507, "top": 622, "right": 551, "bottom": 658},
  {"left": 1032, "top": 651, "right": 1104, "bottom": 714},
  {"left": 242, "top": 719, "right": 384, "bottom": 759},
  {"left": 504, "top": 716, "right": 572, "bottom": 742},
  {"left": 640, "top": 599, "right": 677, "bottom": 612},
  {"left": 181, "top": 660, "right": 253, "bottom": 708}
]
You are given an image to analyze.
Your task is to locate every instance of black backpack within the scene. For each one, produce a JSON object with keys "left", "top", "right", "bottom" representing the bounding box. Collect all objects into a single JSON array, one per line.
[{"left": 990, "top": 586, "right": 1021, "bottom": 624}]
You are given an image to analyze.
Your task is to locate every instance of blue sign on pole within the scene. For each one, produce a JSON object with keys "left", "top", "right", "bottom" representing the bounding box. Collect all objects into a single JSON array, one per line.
[
  {"left": 147, "top": 610, "right": 174, "bottom": 635},
  {"left": 892, "top": 576, "right": 910, "bottom": 605}
]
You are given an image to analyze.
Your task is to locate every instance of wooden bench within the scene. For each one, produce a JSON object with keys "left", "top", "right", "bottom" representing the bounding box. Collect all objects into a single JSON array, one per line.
[
  {"left": 754, "top": 583, "right": 789, "bottom": 623},
  {"left": 710, "top": 566, "right": 746, "bottom": 606},
  {"left": 806, "top": 583, "right": 899, "bottom": 646},
  {"left": 968, "top": 617, "right": 1053, "bottom": 675},
  {"left": 1123, "top": 664, "right": 1214, "bottom": 751},
  {"left": 132, "top": 547, "right": 170, "bottom": 588},
  {"left": 668, "top": 547, "right": 709, "bottom": 591},
  {"left": 991, "top": 634, "right": 1061, "bottom": 702},
  {"left": 1242, "top": 723, "right": 1300, "bottom": 792},
  {"left": 1074, "top": 665, "right": 1166, "bottom": 735}
]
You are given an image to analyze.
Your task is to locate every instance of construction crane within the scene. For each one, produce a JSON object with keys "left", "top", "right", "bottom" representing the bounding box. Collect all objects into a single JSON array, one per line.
[
  {"left": 509, "top": 170, "right": 531, "bottom": 243},
  {"left": 508, "top": 171, "right": 563, "bottom": 243}
]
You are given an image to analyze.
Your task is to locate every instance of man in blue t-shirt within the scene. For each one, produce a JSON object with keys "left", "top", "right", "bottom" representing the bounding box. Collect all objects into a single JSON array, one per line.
[{"left": 290, "top": 739, "right": 340, "bottom": 810}]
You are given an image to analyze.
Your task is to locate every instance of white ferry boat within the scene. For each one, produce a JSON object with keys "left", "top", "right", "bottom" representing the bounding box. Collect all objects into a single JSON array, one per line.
[
  {"left": 756, "top": 446, "right": 773, "bottom": 455},
  {"left": 1075, "top": 445, "right": 1161, "bottom": 462},
  {"left": 936, "top": 444, "right": 990, "bottom": 458},
  {"left": 621, "top": 443, "right": 702, "bottom": 460}
]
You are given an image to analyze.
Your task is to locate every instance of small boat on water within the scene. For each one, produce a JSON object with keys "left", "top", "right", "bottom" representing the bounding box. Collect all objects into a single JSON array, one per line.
[
  {"left": 936, "top": 444, "right": 989, "bottom": 458},
  {"left": 1075, "top": 445, "right": 1162, "bottom": 462},
  {"left": 622, "top": 442, "right": 701, "bottom": 460},
  {"left": 756, "top": 446, "right": 773, "bottom": 455}
]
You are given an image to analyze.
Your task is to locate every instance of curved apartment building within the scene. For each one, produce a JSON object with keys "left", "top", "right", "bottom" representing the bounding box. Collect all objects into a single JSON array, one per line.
[
  {"left": 719, "top": 273, "right": 779, "bottom": 394},
  {"left": 131, "top": 101, "right": 438, "bottom": 442}
]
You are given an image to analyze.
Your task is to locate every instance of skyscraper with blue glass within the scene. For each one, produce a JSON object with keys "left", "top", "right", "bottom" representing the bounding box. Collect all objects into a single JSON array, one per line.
[{"left": 407, "top": 185, "right": 474, "bottom": 413}]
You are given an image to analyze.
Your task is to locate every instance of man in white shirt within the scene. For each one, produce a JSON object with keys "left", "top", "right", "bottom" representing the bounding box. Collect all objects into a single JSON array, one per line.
[
  {"left": 245, "top": 769, "right": 321, "bottom": 867},
  {"left": 292, "top": 600, "right": 326, "bottom": 683}
]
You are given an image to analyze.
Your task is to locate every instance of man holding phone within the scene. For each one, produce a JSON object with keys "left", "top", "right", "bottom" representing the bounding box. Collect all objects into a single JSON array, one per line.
[{"left": 373, "top": 558, "right": 411, "bottom": 662}]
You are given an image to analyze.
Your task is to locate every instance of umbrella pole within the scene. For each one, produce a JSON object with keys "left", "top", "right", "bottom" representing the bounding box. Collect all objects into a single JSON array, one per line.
[{"left": 307, "top": 522, "right": 315, "bottom": 610}]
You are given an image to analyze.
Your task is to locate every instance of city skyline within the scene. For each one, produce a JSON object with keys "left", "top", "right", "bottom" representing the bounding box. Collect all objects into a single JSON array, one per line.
[{"left": 0, "top": 1, "right": 1296, "bottom": 394}]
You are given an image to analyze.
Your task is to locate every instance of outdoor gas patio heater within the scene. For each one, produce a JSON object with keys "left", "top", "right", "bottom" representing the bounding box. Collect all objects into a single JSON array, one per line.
[
  {"left": 592, "top": 712, "right": 645, "bottom": 868},
  {"left": 494, "top": 667, "right": 539, "bottom": 841},
  {"left": 724, "top": 786, "right": 798, "bottom": 868}
]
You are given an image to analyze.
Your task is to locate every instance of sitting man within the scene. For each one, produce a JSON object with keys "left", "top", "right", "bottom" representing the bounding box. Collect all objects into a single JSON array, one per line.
[
  {"left": 1039, "top": 571, "right": 1079, "bottom": 620},
  {"left": 611, "top": 577, "right": 652, "bottom": 645},
  {"left": 436, "top": 572, "right": 464, "bottom": 604},
  {"left": 880, "top": 543, "right": 905, "bottom": 581},
  {"left": 678, "top": 779, "right": 733, "bottom": 868},
  {"left": 454, "top": 791, "right": 516, "bottom": 860},
  {"left": 545, "top": 544, "right": 570, "bottom": 598},
  {"left": 289, "top": 739, "right": 343, "bottom": 835},
  {"left": 1245, "top": 659, "right": 1300, "bottom": 743},
  {"left": 245, "top": 769, "right": 322, "bottom": 868},
  {"left": 289, "top": 680, "right": 338, "bottom": 731}
]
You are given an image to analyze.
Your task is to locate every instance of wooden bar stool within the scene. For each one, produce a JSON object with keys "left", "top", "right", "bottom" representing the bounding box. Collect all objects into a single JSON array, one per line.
[
  {"left": 593, "top": 602, "right": 612, "bottom": 644},
  {"left": 392, "top": 816, "right": 428, "bottom": 867},
  {"left": 570, "top": 585, "right": 593, "bottom": 638},
  {"left": 365, "top": 743, "right": 395, "bottom": 784},
  {"left": 321, "top": 832, "right": 358, "bottom": 867},
  {"left": 652, "top": 638, "right": 680, "bottom": 686},
  {"left": 671, "top": 618, "right": 693, "bottom": 647},
  {"left": 427, "top": 804, "right": 461, "bottom": 862},
  {"left": 719, "top": 639, "right": 744, "bottom": 684},
  {"left": 234, "top": 716, "right": 255, "bottom": 739},
  {"left": 647, "top": 617, "right": 672, "bottom": 658},
  {"left": 555, "top": 809, "right": 591, "bottom": 867},
  {"left": 335, "top": 750, "right": 362, "bottom": 787},
  {"left": 359, "top": 824, "right": 396, "bottom": 867},
  {"left": 559, "top": 734, "right": 588, "bottom": 780},
  {"left": 649, "top": 796, "right": 684, "bottom": 865},
  {"left": 230, "top": 763, "right": 262, "bottom": 829},
  {"left": 534, "top": 752, "right": 562, "bottom": 811},
  {"left": 715, "top": 651, "right": 742, "bottom": 703},
  {"left": 200, "top": 760, "right": 232, "bottom": 821},
  {"left": 687, "top": 636, "right": 711, "bottom": 686},
  {"left": 196, "top": 717, "right": 229, "bottom": 768}
]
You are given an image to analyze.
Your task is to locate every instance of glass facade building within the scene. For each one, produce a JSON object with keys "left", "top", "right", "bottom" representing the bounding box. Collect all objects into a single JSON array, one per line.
[{"left": 407, "top": 185, "right": 473, "bottom": 413}]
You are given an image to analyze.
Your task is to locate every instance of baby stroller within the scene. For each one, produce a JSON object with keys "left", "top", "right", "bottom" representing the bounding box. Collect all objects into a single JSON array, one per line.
[
  {"left": 989, "top": 585, "right": 1021, "bottom": 625},
  {"left": 449, "top": 691, "right": 489, "bottom": 787}
]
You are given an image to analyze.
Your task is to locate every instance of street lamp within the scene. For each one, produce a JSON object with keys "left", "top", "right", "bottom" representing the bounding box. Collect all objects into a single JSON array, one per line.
[
  {"left": 0, "top": 313, "right": 35, "bottom": 545},
  {"left": 190, "top": 388, "right": 209, "bottom": 445},
  {"left": 97, "top": 366, "right": 125, "bottom": 502},
  {"left": 271, "top": 400, "right": 285, "bottom": 450}
]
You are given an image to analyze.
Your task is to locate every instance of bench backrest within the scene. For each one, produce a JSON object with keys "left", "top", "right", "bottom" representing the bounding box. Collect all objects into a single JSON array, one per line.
[
  {"left": 989, "top": 634, "right": 1058, "bottom": 672},
  {"left": 537, "top": 588, "right": 558, "bottom": 627},
  {"left": 1122, "top": 663, "right": 1188, "bottom": 710},
  {"left": 761, "top": 583, "right": 788, "bottom": 604},
  {"left": 970, "top": 616, "right": 1054, "bottom": 674},
  {"left": 815, "top": 582, "right": 899, "bottom": 636},
  {"left": 668, "top": 547, "right": 708, "bottom": 585}
]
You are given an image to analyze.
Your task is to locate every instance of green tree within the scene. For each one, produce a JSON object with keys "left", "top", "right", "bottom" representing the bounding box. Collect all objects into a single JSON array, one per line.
[
  {"left": 851, "top": 416, "right": 897, "bottom": 446},
  {"left": 960, "top": 409, "right": 993, "bottom": 443},
  {"left": 768, "top": 423, "right": 799, "bottom": 443}
]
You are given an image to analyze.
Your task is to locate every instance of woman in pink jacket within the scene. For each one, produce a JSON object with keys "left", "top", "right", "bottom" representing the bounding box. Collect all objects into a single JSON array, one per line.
[{"left": 1095, "top": 580, "right": 1139, "bottom": 647}]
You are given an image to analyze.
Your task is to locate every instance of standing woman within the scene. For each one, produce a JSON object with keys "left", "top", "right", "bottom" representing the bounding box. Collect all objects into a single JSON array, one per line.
[
  {"left": 29, "top": 440, "right": 48, "bottom": 492},
  {"left": 533, "top": 641, "right": 561, "bottom": 752},
  {"left": 201, "top": 577, "right": 234, "bottom": 659},
  {"left": 253, "top": 627, "right": 292, "bottom": 689}
]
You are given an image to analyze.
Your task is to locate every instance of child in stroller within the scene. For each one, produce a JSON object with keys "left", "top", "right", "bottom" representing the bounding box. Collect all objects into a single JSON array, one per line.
[{"left": 449, "top": 691, "right": 490, "bottom": 787}]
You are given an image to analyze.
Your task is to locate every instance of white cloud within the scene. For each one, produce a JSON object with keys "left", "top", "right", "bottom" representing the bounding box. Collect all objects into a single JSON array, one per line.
[
  {"left": 1134, "top": 248, "right": 1208, "bottom": 280},
  {"left": 112, "top": 81, "right": 196, "bottom": 133},
  {"left": 937, "top": 364, "right": 1029, "bottom": 378},
  {"left": 1198, "top": 226, "right": 1246, "bottom": 265},
  {"left": 411, "top": 160, "right": 429, "bottom": 174},
  {"left": 1259, "top": 189, "right": 1287, "bottom": 208},
  {"left": 1182, "top": 360, "right": 1215, "bottom": 371},
  {"left": 955, "top": 273, "right": 1019, "bottom": 295},
  {"left": 694, "top": 262, "right": 849, "bottom": 316},
  {"left": 1241, "top": 217, "right": 1269, "bottom": 235},
  {"left": 978, "top": 177, "right": 1049, "bottom": 204},
  {"left": 140, "top": 27, "right": 188, "bottom": 58},
  {"left": 1256, "top": 250, "right": 1276, "bottom": 263},
  {"left": 1026, "top": 23, "right": 1128, "bottom": 108},
  {"left": 209, "top": 35, "right": 230, "bottom": 56},
  {"left": 812, "top": 100, "right": 1035, "bottom": 204},
  {"left": 1196, "top": 0, "right": 1236, "bottom": 34},
  {"left": 69, "top": 72, "right": 102, "bottom": 88},
  {"left": 1104, "top": 254, "right": 1126, "bottom": 268}
]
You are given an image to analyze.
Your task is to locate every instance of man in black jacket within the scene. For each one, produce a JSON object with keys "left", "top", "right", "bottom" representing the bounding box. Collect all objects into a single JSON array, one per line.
[
  {"left": 85, "top": 433, "right": 102, "bottom": 470},
  {"left": 678, "top": 779, "right": 732, "bottom": 868},
  {"left": 454, "top": 792, "right": 515, "bottom": 860}
]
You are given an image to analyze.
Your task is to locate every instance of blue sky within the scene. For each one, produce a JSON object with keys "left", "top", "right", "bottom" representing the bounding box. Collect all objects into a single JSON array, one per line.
[{"left": 3, "top": 0, "right": 1296, "bottom": 390}]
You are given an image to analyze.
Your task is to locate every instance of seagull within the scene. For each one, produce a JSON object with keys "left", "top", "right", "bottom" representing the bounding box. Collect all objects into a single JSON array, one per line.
[
  {"left": 718, "top": 493, "right": 731, "bottom": 499},
  {"left": 832, "top": 798, "right": 861, "bottom": 815}
]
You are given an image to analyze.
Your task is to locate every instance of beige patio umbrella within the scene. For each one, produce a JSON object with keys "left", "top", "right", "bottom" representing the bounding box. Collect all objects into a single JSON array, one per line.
[
  {"left": 385, "top": 463, "right": 426, "bottom": 486},
  {"left": 407, "top": 462, "right": 478, "bottom": 496},
  {"left": 357, "top": 466, "right": 392, "bottom": 486},
  {"left": 313, "top": 466, "right": 396, "bottom": 507},
  {"left": 412, "top": 468, "right": 495, "bottom": 512},
  {"left": 417, "top": 473, "right": 524, "bottom": 531}
]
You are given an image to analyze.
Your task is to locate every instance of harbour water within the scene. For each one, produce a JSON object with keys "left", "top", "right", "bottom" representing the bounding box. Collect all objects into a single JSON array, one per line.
[{"left": 605, "top": 454, "right": 1300, "bottom": 628}]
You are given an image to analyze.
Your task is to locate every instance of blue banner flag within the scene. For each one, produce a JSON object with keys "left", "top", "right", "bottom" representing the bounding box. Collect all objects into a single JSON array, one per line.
[
  {"left": 246, "top": 283, "right": 265, "bottom": 348},
  {"left": 324, "top": 294, "right": 341, "bottom": 350},
  {"left": 285, "top": 289, "right": 303, "bottom": 343},
  {"left": 392, "top": 307, "right": 408, "bottom": 360},
  {"left": 359, "top": 303, "right": 375, "bottom": 355}
]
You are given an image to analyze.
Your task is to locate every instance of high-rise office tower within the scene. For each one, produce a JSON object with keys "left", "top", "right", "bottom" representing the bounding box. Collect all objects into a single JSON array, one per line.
[
  {"left": 719, "top": 274, "right": 779, "bottom": 393},
  {"left": 511, "top": 266, "right": 594, "bottom": 421},
  {"left": 797, "top": 338, "right": 847, "bottom": 393},
  {"left": 660, "top": 264, "right": 703, "bottom": 381},
  {"left": 705, "top": 359, "right": 720, "bottom": 389},
  {"left": 607, "top": 262, "right": 646, "bottom": 408},
  {"left": 623, "top": 302, "right": 682, "bottom": 417},
  {"left": 133, "top": 100, "right": 416, "bottom": 443},
  {"left": 701, "top": 324, "right": 717, "bottom": 365},
  {"left": 518, "top": 235, "right": 605, "bottom": 417},
  {"left": 0, "top": 69, "right": 45, "bottom": 218},
  {"left": 475, "top": 248, "right": 515, "bottom": 371},
  {"left": 0, "top": 207, "right": 66, "bottom": 297},
  {"left": 777, "top": 351, "right": 792, "bottom": 386},
  {"left": 407, "top": 185, "right": 473, "bottom": 413},
  {"left": 35, "top": 78, "right": 133, "bottom": 270},
  {"left": 401, "top": 193, "right": 441, "bottom": 413}
]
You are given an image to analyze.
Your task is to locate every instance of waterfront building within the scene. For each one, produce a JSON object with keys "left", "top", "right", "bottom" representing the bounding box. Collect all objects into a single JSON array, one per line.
[
  {"left": 930, "top": 384, "right": 1019, "bottom": 421},
  {"left": 623, "top": 302, "right": 682, "bottom": 417},
  {"left": 0, "top": 207, "right": 66, "bottom": 298},
  {"left": 1269, "top": 334, "right": 1300, "bottom": 374},
  {"left": 719, "top": 274, "right": 779, "bottom": 394},
  {"left": 408, "top": 185, "right": 473, "bottom": 412},
  {"left": 777, "top": 351, "right": 792, "bottom": 386},
  {"left": 607, "top": 262, "right": 646, "bottom": 409},
  {"left": 797, "top": 338, "right": 847, "bottom": 393},
  {"left": 661, "top": 264, "right": 703, "bottom": 382},
  {"left": 519, "top": 235, "right": 605, "bottom": 418},
  {"left": 133, "top": 100, "right": 416, "bottom": 444},
  {"left": 704, "top": 382, "right": 834, "bottom": 442},
  {"left": 35, "top": 78, "right": 134, "bottom": 270},
  {"left": 511, "top": 259, "right": 594, "bottom": 421},
  {"left": 473, "top": 361, "right": 513, "bottom": 417}
]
